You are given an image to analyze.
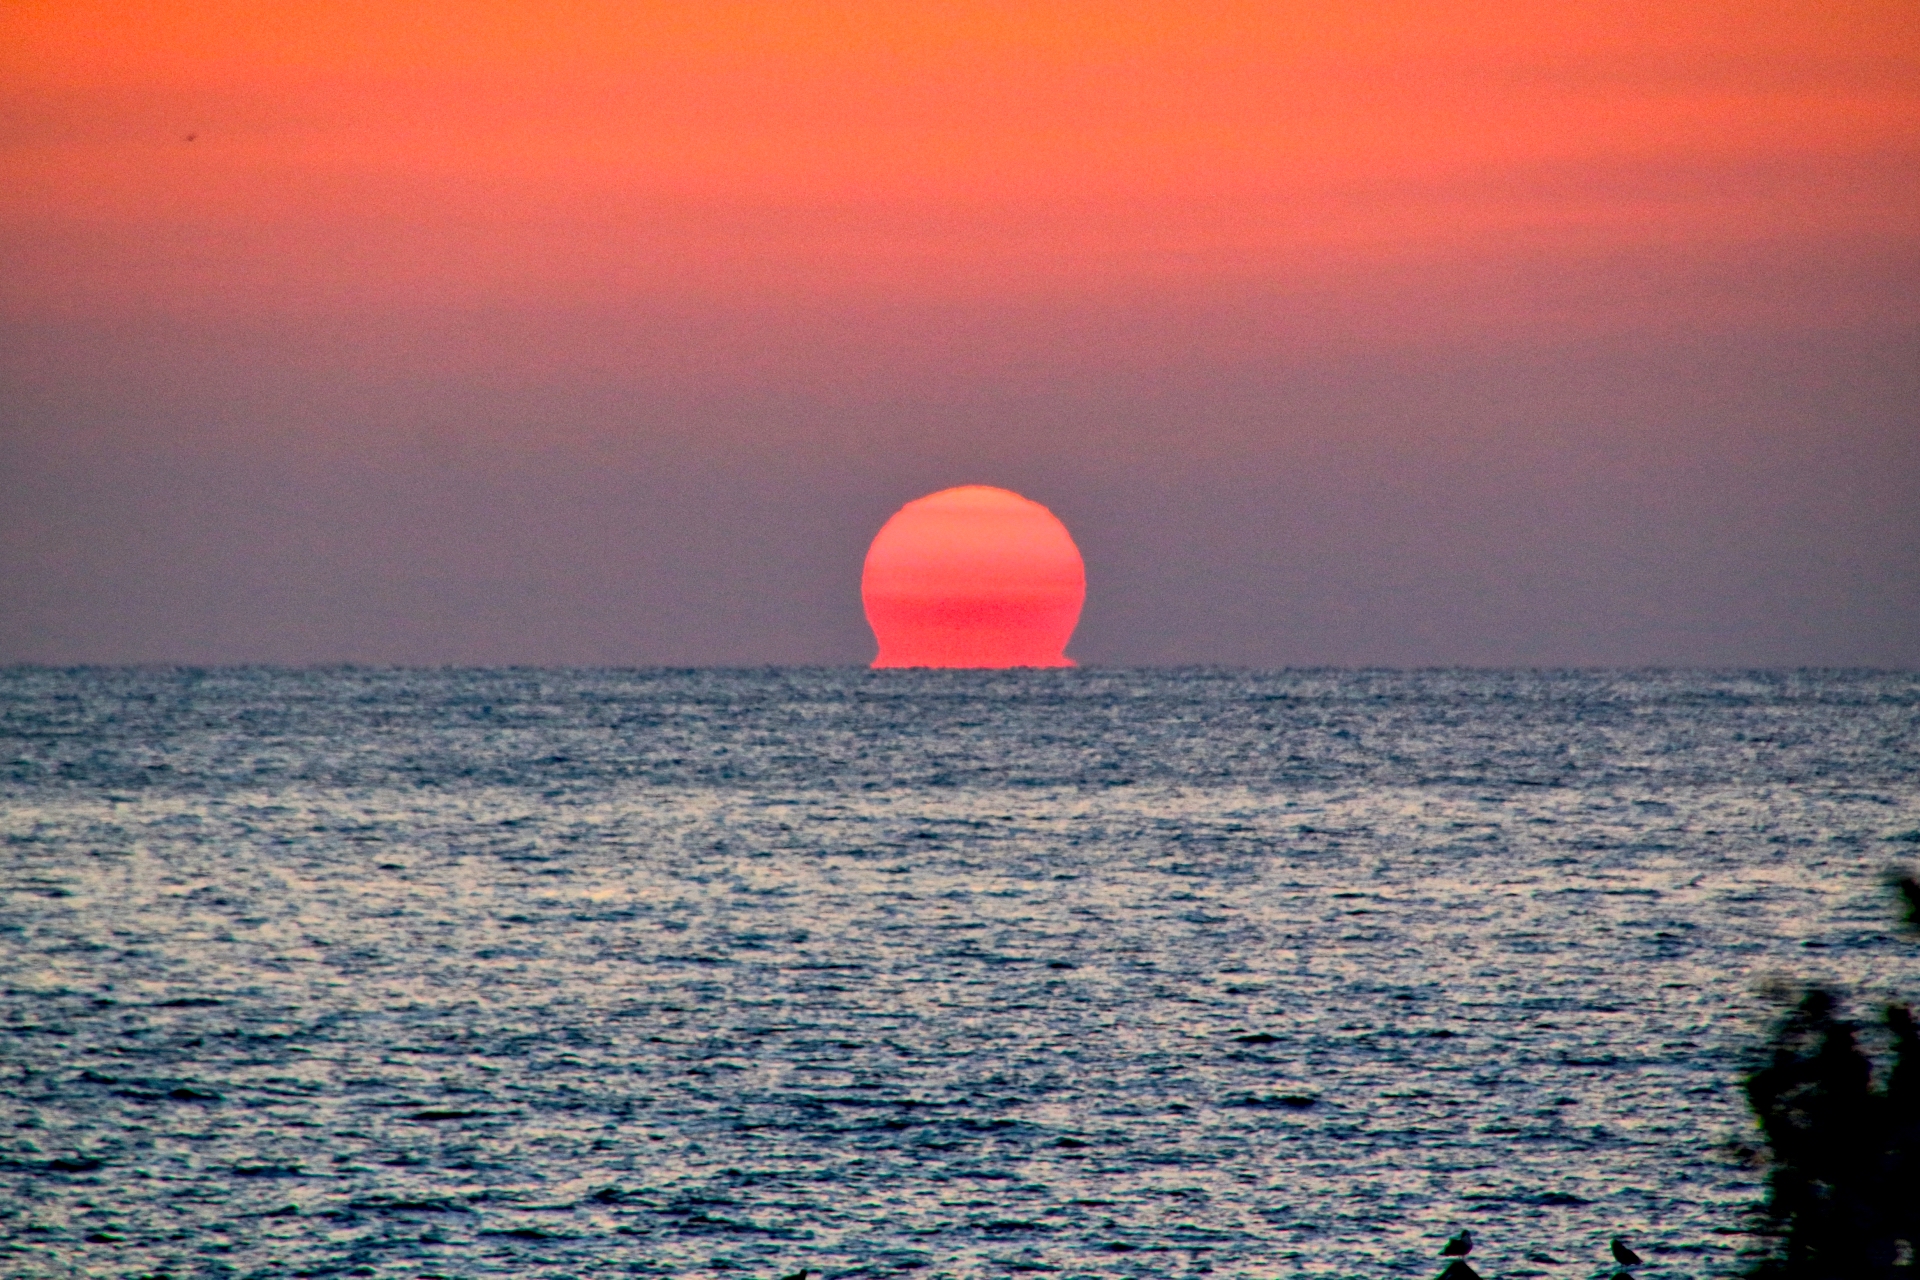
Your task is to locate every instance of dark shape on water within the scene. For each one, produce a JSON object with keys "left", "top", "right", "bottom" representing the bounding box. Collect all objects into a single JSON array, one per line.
[
  {"left": 348, "top": 1195, "right": 471, "bottom": 1214},
  {"left": 1232, "top": 1091, "right": 1317, "bottom": 1108},
  {"left": 780, "top": 1271, "right": 811, "bottom": 1280},
  {"left": 1442, "top": 1228, "right": 1473, "bottom": 1256},
  {"left": 1613, "top": 1236, "right": 1644, "bottom": 1265},
  {"left": 1233, "top": 1031, "right": 1280, "bottom": 1044},
  {"left": 1741, "top": 869, "right": 1920, "bottom": 1278},
  {"left": 1435, "top": 1261, "right": 1481, "bottom": 1280},
  {"left": 1228, "top": 1091, "right": 1317, "bottom": 1108},
  {"left": 1897, "top": 874, "right": 1920, "bottom": 932}
]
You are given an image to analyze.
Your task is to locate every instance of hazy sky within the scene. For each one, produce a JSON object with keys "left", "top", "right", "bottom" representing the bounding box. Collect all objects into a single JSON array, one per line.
[{"left": 4, "top": 1, "right": 1916, "bottom": 666}]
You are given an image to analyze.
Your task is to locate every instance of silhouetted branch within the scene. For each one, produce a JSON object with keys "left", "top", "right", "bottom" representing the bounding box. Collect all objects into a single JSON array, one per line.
[{"left": 1742, "top": 870, "right": 1919, "bottom": 1278}]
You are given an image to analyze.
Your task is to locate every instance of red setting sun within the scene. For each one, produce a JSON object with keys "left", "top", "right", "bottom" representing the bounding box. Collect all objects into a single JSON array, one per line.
[{"left": 862, "top": 487, "right": 1086, "bottom": 669}]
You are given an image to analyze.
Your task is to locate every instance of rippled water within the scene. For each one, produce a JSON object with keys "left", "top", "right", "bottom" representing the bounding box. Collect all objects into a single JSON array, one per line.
[{"left": 3, "top": 668, "right": 1917, "bottom": 1279}]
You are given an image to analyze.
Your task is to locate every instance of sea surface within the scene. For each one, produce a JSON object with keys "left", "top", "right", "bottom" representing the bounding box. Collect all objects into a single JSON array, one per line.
[{"left": 2, "top": 668, "right": 1917, "bottom": 1280}]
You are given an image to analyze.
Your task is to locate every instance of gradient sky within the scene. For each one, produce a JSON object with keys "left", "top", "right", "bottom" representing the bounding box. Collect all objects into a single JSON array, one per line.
[{"left": 4, "top": 1, "right": 1917, "bottom": 666}]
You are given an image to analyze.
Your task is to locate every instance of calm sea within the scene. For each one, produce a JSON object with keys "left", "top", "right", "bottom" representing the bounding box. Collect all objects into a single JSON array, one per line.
[{"left": 3, "top": 668, "right": 1917, "bottom": 1279}]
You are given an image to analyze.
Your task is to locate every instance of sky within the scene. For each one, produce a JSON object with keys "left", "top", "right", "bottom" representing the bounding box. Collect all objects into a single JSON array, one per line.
[{"left": 3, "top": 0, "right": 1917, "bottom": 667}]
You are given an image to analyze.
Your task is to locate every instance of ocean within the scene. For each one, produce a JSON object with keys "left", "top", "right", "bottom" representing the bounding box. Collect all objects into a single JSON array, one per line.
[{"left": 3, "top": 667, "right": 1916, "bottom": 1279}]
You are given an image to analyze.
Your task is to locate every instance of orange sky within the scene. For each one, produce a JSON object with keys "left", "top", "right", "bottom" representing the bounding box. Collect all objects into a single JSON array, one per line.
[
  {"left": 3, "top": 2, "right": 1916, "bottom": 668},
  {"left": 5, "top": 0, "right": 1916, "bottom": 324}
]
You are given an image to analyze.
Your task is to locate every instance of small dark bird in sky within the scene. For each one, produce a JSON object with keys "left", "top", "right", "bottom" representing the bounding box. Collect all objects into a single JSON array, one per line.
[
  {"left": 1611, "top": 1237, "right": 1643, "bottom": 1265},
  {"left": 184, "top": 133, "right": 197, "bottom": 142},
  {"left": 1442, "top": 1228, "right": 1473, "bottom": 1256}
]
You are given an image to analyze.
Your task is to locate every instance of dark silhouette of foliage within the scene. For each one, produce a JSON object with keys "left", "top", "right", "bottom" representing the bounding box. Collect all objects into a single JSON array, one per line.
[
  {"left": 1742, "top": 873, "right": 1920, "bottom": 1278},
  {"left": 1899, "top": 873, "right": 1920, "bottom": 933}
]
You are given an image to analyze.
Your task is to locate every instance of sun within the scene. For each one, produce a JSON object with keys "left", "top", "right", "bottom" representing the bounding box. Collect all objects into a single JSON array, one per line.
[{"left": 862, "top": 486, "right": 1086, "bottom": 669}]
